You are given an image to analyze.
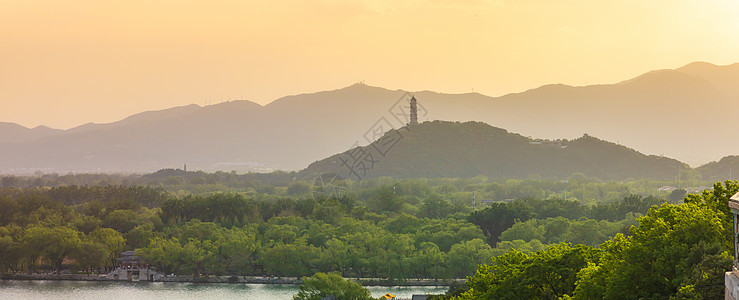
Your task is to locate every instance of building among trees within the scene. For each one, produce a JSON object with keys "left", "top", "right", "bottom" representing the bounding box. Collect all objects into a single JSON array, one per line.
[
  {"left": 726, "top": 193, "right": 739, "bottom": 299},
  {"left": 107, "top": 251, "right": 161, "bottom": 281}
]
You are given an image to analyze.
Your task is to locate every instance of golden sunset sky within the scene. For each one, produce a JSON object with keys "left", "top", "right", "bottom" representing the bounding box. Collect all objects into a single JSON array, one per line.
[{"left": 1, "top": 0, "right": 738, "bottom": 129}]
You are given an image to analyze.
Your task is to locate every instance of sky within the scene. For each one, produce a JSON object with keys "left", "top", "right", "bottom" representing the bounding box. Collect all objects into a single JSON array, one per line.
[{"left": 1, "top": 0, "right": 738, "bottom": 129}]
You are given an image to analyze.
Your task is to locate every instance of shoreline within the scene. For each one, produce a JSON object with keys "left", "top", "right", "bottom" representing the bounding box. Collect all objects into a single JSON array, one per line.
[{"left": 0, "top": 273, "right": 456, "bottom": 287}]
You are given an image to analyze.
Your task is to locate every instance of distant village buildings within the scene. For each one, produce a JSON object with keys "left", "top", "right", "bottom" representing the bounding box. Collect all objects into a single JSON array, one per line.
[
  {"left": 528, "top": 140, "right": 567, "bottom": 149},
  {"left": 657, "top": 186, "right": 712, "bottom": 194}
]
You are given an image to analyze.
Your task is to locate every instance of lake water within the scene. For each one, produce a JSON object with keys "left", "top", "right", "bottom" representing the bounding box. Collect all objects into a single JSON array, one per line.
[{"left": 0, "top": 280, "right": 448, "bottom": 299}]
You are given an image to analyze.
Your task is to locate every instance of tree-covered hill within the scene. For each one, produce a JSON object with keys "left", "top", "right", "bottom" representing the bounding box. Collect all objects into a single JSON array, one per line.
[
  {"left": 697, "top": 155, "right": 739, "bottom": 182},
  {"left": 301, "top": 121, "right": 688, "bottom": 181}
]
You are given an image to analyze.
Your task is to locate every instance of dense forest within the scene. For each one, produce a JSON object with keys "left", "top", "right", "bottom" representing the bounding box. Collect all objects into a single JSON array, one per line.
[
  {"left": 0, "top": 171, "right": 733, "bottom": 298},
  {"left": 0, "top": 169, "right": 705, "bottom": 205},
  {"left": 442, "top": 181, "right": 738, "bottom": 299}
]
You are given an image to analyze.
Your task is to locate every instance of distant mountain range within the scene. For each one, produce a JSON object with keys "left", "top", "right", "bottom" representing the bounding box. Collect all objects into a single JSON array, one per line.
[
  {"left": 1, "top": 61, "right": 738, "bottom": 176},
  {"left": 0, "top": 122, "right": 62, "bottom": 143}
]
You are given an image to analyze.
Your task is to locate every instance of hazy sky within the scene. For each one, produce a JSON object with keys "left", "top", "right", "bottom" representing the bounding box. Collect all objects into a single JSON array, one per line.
[{"left": 2, "top": 0, "right": 738, "bottom": 129}]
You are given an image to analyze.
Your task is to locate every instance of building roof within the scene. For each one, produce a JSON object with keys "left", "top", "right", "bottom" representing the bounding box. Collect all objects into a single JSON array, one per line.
[
  {"left": 117, "top": 250, "right": 142, "bottom": 262},
  {"left": 729, "top": 192, "right": 739, "bottom": 211},
  {"left": 380, "top": 293, "right": 397, "bottom": 300}
]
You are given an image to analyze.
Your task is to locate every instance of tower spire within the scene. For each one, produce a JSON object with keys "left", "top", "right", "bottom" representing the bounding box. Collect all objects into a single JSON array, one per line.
[{"left": 409, "top": 95, "right": 418, "bottom": 126}]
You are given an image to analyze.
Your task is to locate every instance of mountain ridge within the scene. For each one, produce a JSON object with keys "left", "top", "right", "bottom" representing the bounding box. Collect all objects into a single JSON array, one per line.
[{"left": 0, "top": 61, "right": 737, "bottom": 173}]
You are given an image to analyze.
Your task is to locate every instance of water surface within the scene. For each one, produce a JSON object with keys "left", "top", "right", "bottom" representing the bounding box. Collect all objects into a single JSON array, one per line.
[{"left": 0, "top": 280, "right": 447, "bottom": 299}]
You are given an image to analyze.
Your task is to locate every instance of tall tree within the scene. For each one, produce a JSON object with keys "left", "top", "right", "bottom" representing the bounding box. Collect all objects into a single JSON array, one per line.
[
  {"left": 24, "top": 226, "right": 82, "bottom": 274},
  {"left": 468, "top": 202, "right": 534, "bottom": 246}
]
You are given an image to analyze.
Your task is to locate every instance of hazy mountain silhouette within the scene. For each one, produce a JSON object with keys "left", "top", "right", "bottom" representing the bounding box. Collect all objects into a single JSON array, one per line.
[
  {"left": 0, "top": 122, "right": 62, "bottom": 143},
  {"left": 675, "top": 61, "right": 739, "bottom": 96},
  {"left": 0, "top": 62, "right": 736, "bottom": 174},
  {"left": 67, "top": 104, "right": 202, "bottom": 134},
  {"left": 301, "top": 121, "right": 687, "bottom": 180}
]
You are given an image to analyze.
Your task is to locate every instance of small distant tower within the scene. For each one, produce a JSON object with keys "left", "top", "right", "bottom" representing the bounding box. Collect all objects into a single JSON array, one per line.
[
  {"left": 409, "top": 96, "right": 418, "bottom": 126},
  {"left": 184, "top": 164, "right": 187, "bottom": 172}
]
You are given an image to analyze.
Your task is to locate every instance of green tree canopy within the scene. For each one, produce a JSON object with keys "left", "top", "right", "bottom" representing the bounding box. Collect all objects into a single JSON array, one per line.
[{"left": 293, "top": 272, "right": 372, "bottom": 300}]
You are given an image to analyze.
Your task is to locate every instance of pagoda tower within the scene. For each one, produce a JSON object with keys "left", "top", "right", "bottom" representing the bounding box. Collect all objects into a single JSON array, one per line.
[{"left": 409, "top": 96, "right": 418, "bottom": 125}]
